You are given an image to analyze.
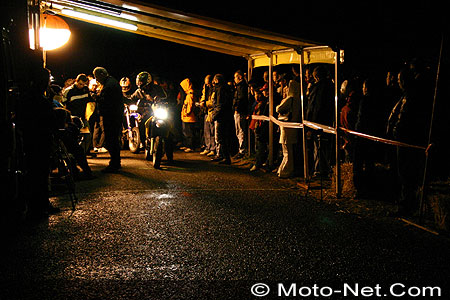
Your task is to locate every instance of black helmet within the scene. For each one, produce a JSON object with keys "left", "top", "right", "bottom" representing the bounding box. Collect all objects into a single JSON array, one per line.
[{"left": 136, "top": 71, "right": 152, "bottom": 88}]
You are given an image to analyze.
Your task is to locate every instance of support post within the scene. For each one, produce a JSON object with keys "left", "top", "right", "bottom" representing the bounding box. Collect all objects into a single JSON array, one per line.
[
  {"left": 247, "top": 57, "right": 253, "bottom": 155},
  {"left": 334, "top": 49, "right": 341, "bottom": 198},
  {"left": 419, "top": 34, "right": 444, "bottom": 224},
  {"left": 268, "top": 53, "right": 274, "bottom": 167},
  {"left": 299, "top": 51, "right": 308, "bottom": 180}
]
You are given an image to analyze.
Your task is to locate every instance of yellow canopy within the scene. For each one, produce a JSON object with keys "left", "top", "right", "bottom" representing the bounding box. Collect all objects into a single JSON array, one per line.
[{"left": 41, "top": 0, "right": 340, "bottom": 65}]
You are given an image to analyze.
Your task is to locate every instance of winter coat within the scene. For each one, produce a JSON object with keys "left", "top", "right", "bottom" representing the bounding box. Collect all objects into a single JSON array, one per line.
[
  {"left": 64, "top": 85, "right": 93, "bottom": 120},
  {"left": 200, "top": 83, "right": 215, "bottom": 122},
  {"left": 180, "top": 78, "right": 197, "bottom": 123},
  {"left": 211, "top": 83, "right": 233, "bottom": 122},
  {"left": 232, "top": 80, "right": 249, "bottom": 115},
  {"left": 276, "top": 80, "right": 301, "bottom": 144},
  {"left": 251, "top": 96, "right": 269, "bottom": 142},
  {"left": 387, "top": 91, "right": 429, "bottom": 146},
  {"left": 96, "top": 76, "right": 123, "bottom": 122},
  {"left": 129, "top": 83, "right": 167, "bottom": 104},
  {"left": 306, "top": 78, "right": 334, "bottom": 126}
]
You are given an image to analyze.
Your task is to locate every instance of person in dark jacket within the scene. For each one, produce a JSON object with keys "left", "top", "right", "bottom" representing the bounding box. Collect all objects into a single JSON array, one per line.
[
  {"left": 232, "top": 70, "right": 249, "bottom": 159},
  {"left": 306, "top": 66, "right": 334, "bottom": 177},
  {"left": 352, "top": 78, "right": 383, "bottom": 197},
  {"left": 93, "top": 67, "right": 123, "bottom": 172},
  {"left": 128, "top": 71, "right": 167, "bottom": 143},
  {"left": 387, "top": 67, "right": 431, "bottom": 216},
  {"left": 21, "top": 67, "right": 59, "bottom": 220},
  {"left": 249, "top": 89, "right": 269, "bottom": 171},
  {"left": 211, "top": 74, "right": 233, "bottom": 164}
]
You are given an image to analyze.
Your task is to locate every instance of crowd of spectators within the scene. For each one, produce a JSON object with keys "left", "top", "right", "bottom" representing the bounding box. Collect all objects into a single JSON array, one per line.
[{"left": 20, "top": 56, "right": 442, "bottom": 220}]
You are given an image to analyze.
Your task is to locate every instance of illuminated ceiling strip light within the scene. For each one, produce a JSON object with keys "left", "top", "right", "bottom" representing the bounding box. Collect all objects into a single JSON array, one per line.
[
  {"left": 122, "top": 4, "right": 140, "bottom": 11},
  {"left": 61, "top": 9, "right": 137, "bottom": 31}
]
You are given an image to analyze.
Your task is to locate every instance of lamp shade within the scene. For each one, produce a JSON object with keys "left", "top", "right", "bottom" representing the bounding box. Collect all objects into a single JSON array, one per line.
[{"left": 29, "top": 14, "right": 71, "bottom": 51}]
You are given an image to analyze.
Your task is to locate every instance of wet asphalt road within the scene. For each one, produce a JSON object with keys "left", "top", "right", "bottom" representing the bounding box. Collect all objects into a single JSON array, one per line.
[{"left": 1, "top": 149, "right": 450, "bottom": 299}]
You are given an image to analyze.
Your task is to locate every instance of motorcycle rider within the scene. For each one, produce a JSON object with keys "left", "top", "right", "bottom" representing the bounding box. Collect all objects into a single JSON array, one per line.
[
  {"left": 120, "top": 77, "right": 135, "bottom": 105},
  {"left": 127, "top": 71, "right": 167, "bottom": 148},
  {"left": 120, "top": 77, "right": 136, "bottom": 138}
]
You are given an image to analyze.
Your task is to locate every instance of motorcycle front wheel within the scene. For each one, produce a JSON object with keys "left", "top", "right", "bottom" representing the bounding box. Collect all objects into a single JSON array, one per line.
[
  {"left": 128, "top": 127, "right": 140, "bottom": 153},
  {"left": 152, "top": 136, "right": 163, "bottom": 169}
]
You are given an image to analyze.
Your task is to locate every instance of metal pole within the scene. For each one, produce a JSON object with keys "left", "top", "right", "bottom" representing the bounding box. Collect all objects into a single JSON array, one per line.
[
  {"left": 334, "top": 49, "right": 341, "bottom": 198},
  {"left": 247, "top": 58, "right": 253, "bottom": 155},
  {"left": 419, "top": 34, "right": 444, "bottom": 224},
  {"left": 28, "top": 0, "right": 41, "bottom": 50},
  {"left": 268, "top": 52, "right": 274, "bottom": 167},
  {"left": 299, "top": 51, "right": 308, "bottom": 180}
]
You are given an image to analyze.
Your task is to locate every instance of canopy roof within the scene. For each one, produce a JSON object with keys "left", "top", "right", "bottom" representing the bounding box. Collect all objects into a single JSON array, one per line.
[{"left": 41, "top": 0, "right": 339, "bottom": 64}]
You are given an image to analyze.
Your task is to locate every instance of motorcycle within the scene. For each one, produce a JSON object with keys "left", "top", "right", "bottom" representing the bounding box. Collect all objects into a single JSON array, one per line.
[
  {"left": 145, "top": 102, "right": 173, "bottom": 169},
  {"left": 123, "top": 100, "right": 145, "bottom": 153}
]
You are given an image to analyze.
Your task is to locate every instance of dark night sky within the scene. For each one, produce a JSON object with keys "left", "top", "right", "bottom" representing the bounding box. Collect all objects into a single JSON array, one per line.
[{"left": 44, "top": 0, "right": 447, "bottom": 87}]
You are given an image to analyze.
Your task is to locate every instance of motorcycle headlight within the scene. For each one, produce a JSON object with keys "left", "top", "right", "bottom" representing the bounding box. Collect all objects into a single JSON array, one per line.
[
  {"left": 154, "top": 107, "right": 168, "bottom": 120},
  {"left": 129, "top": 104, "right": 138, "bottom": 111}
]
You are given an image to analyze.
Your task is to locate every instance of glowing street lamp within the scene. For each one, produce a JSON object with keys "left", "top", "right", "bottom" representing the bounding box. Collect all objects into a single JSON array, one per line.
[{"left": 29, "top": 14, "right": 71, "bottom": 51}]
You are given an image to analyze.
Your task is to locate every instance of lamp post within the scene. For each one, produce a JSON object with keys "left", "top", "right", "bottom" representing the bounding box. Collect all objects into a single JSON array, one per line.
[{"left": 29, "top": 13, "right": 71, "bottom": 67}]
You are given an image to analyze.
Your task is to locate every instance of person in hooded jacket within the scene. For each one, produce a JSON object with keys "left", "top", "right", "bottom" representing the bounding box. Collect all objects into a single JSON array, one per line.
[{"left": 180, "top": 78, "right": 197, "bottom": 152}]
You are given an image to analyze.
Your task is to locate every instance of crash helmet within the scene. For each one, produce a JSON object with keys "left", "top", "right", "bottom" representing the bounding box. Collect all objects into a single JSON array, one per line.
[
  {"left": 120, "top": 77, "right": 131, "bottom": 93},
  {"left": 136, "top": 71, "right": 152, "bottom": 89}
]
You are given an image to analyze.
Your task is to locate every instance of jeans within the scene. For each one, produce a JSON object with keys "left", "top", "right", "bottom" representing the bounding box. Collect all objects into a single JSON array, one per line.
[
  {"left": 204, "top": 116, "right": 215, "bottom": 152},
  {"left": 234, "top": 112, "right": 247, "bottom": 154}
]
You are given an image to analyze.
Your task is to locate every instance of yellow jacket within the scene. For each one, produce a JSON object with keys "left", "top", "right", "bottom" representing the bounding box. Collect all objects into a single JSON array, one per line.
[{"left": 180, "top": 78, "right": 197, "bottom": 123}]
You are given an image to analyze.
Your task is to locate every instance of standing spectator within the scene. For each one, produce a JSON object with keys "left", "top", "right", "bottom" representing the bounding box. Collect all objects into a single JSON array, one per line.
[
  {"left": 21, "top": 67, "right": 59, "bottom": 220},
  {"left": 353, "top": 78, "right": 382, "bottom": 197},
  {"left": 278, "top": 73, "right": 290, "bottom": 99},
  {"left": 163, "top": 79, "right": 182, "bottom": 144},
  {"left": 93, "top": 67, "right": 123, "bottom": 172},
  {"left": 211, "top": 74, "right": 233, "bottom": 164},
  {"left": 387, "top": 67, "right": 431, "bottom": 216},
  {"left": 249, "top": 89, "right": 269, "bottom": 171},
  {"left": 88, "top": 76, "right": 105, "bottom": 153},
  {"left": 339, "top": 78, "right": 362, "bottom": 161},
  {"left": 199, "top": 75, "right": 216, "bottom": 156},
  {"left": 275, "top": 77, "right": 301, "bottom": 178},
  {"left": 384, "top": 70, "right": 401, "bottom": 124},
  {"left": 180, "top": 78, "right": 197, "bottom": 152},
  {"left": 306, "top": 65, "right": 334, "bottom": 177},
  {"left": 304, "top": 66, "right": 315, "bottom": 100},
  {"left": 232, "top": 70, "right": 249, "bottom": 159}
]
